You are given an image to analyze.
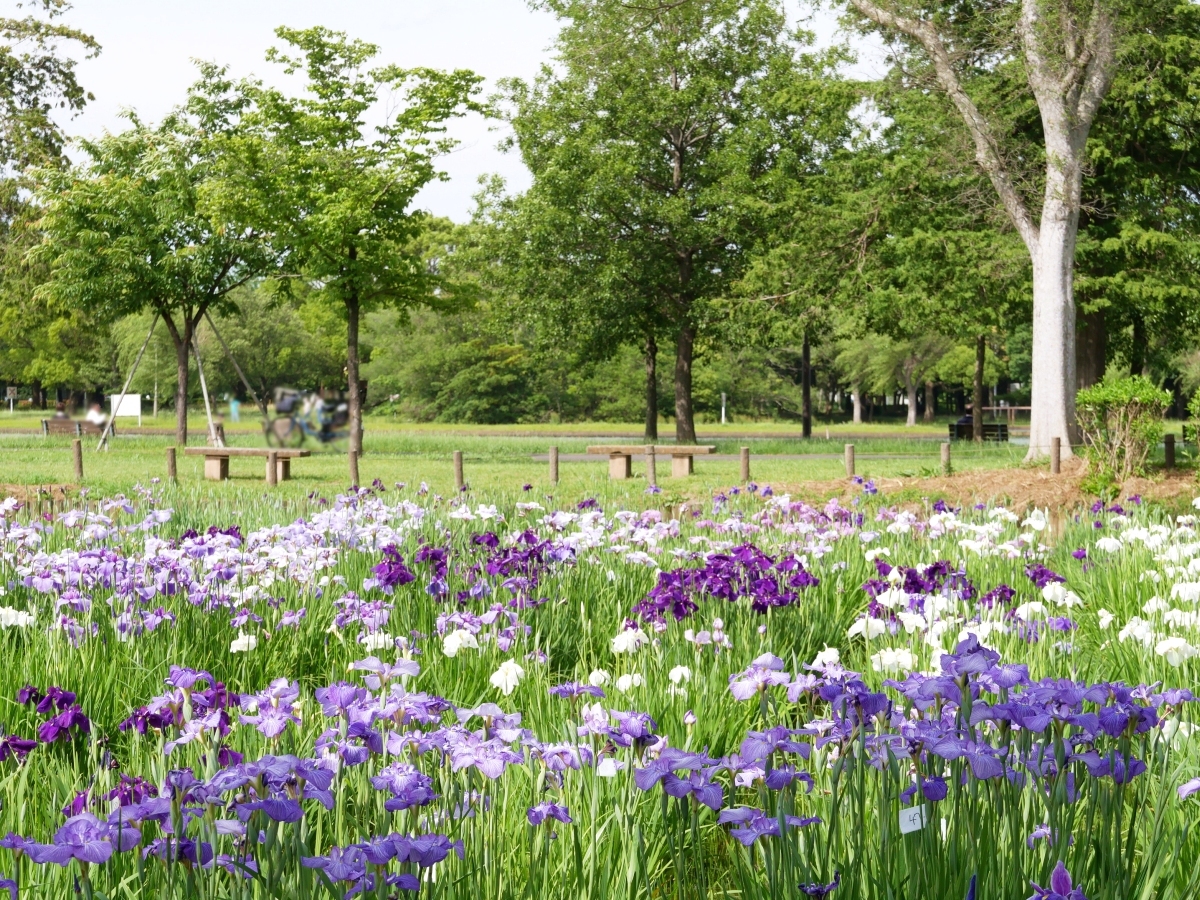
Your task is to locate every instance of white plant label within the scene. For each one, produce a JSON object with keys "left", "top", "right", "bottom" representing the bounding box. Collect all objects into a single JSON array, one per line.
[{"left": 898, "top": 805, "right": 927, "bottom": 835}]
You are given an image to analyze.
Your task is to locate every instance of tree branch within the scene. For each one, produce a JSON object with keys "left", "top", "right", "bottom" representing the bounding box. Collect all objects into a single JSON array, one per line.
[{"left": 848, "top": 0, "right": 1039, "bottom": 252}]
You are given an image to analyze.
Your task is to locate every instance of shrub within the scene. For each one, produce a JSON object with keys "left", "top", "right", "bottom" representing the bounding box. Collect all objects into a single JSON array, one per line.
[{"left": 1076, "top": 376, "right": 1170, "bottom": 491}]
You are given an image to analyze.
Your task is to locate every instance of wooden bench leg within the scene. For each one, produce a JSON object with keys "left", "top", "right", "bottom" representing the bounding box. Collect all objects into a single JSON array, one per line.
[
  {"left": 671, "top": 455, "right": 693, "bottom": 478},
  {"left": 204, "top": 456, "right": 229, "bottom": 481},
  {"left": 609, "top": 454, "right": 631, "bottom": 479},
  {"left": 278, "top": 458, "right": 291, "bottom": 481}
]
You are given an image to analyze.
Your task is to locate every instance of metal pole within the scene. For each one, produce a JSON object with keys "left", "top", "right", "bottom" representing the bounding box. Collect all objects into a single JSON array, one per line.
[
  {"left": 97, "top": 314, "right": 158, "bottom": 451},
  {"left": 740, "top": 446, "right": 750, "bottom": 482},
  {"left": 204, "top": 311, "right": 268, "bottom": 420},
  {"left": 549, "top": 446, "right": 559, "bottom": 484},
  {"left": 453, "top": 451, "right": 464, "bottom": 492},
  {"left": 844, "top": 444, "right": 855, "bottom": 478},
  {"left": 72, "top": 439, "right": 83, "bottom": 482},
  {"left": 191, "top": 333, "right": 222, "bottom": 448},
  {"left": 941, "top": 442, "right": 952, "bottom": 476}
]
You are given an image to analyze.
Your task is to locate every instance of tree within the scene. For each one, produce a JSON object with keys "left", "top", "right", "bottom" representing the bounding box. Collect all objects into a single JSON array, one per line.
[
  {"left": 0, "top": 1, "right": 100, "bottom": 405},
  {"left": 498, "top": 0, "right": 853, "bottom": 443},
  {"left": 33, "top": 82, "right": 276, "bottom": 444},
  {"left": 210, "top": 27, "right": 483, "bottom": 457},
  {"left": 843, "top": 0, "right": 1129, "bottom": 458}
]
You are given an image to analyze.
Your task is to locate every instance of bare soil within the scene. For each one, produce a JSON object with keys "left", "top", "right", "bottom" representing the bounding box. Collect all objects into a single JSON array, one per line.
[{"left": 778, "top": 457, "right": 1199, "bottom": 514}]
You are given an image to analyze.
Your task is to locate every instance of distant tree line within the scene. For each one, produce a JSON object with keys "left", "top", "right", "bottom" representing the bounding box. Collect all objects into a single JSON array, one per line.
[{"left": 0, "top": 1, "right": 1196, "bottom": 451}]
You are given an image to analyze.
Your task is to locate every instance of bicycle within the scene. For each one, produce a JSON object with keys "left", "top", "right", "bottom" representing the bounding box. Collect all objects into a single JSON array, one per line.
[{"left": 265, "top": 389, "right": 351, "bottom": 448}]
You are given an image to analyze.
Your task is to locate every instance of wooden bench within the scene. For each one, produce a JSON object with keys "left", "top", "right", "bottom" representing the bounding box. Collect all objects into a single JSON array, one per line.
[
  {"left": 41, "top": 420, "right": 115, "bottom": 438},
  {"left": 948, "top": 423, "right": 1009, "bottom": 442},
  {"left": 586, "top": 444, "right": 716, "bottom": 479},
  {"left": 184, "top": 447, "right": 311, "bottom": 482}
]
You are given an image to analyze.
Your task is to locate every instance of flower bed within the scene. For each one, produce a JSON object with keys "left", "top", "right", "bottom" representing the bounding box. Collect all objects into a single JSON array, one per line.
[{"left": 0, "top": 482, "right": 1199, "bottom": 899}]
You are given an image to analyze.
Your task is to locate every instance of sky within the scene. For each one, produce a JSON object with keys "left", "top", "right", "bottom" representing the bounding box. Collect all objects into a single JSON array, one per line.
[{"left": 54, "top": 1, "right": 878, "bottom": 222}]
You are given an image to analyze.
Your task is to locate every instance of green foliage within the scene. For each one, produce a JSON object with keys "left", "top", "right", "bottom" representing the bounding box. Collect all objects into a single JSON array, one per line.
[
  {"left": 1076, "top": 376, "right": 1171, "bottom": 493},
  {"left": 490, "top": 0, "right": 856, "bottom": 441}
]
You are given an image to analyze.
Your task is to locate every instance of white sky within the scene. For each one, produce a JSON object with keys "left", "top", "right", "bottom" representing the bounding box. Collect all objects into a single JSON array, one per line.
[{"left": 54, "top": 1, "right": 878, "bottom": 222}]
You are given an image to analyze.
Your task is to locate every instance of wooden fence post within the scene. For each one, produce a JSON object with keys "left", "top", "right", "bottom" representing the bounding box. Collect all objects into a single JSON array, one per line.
[
  {"left": 72, "top": 439, "right": 83, "bottom": 482},
  {"left": 941, "top": 442, "right": 951, "bottom": 476},
  {"left": 740, "top": 446, "right": 750, "bottom": 482},
  {"left": 453, "top": 450, "right": 464, "bottom": 493},
  {"left": 1051, "top": 437, "right": 1061, "bottom": 475},
  {"left": 1165, "top": 434, "right": 1176, "bottom": 470},
  {"left": 549, "top": 446, "right": 559, "bottom": 484},
  {"left": 349, "top": 449, "right": 359, "bottom": 487},
  {"left": 844, "top": 444, "right": 855, "bottom": 478},
  {"left": 166, "top": 447, "right": 177, "bottom": 483},
  {"left": 646, "top": 445, "right": 657, "bottom": 487},
  {"left": 267, "top": 451, "right": 279, "bottom": 487}
]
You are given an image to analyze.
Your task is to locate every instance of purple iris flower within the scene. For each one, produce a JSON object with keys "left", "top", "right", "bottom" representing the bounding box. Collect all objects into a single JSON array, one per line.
[
  {"left": 23, "top": 813, "right": 140, "bottom": 866},
  {"left": 718, "top": 807, "right": 821, "bottom": 846},
  {"left": 527, "top": 802, "right": 572, "bottom": 826},
  {"left": 1179, "top": 778, "right": 1200, "bottom": 800},
  {"left": 0, "top": 734, "right": 37, "bottom": 763},
  {"left": 729, "top": 654, "right": 790, "bottom": 701},
  {"left": 1028, "top": 861, "right": 1089, "bottom": 899},
  {"left": 0, "top": 873, "right": 14, "bottom": 900},
  {"left": 301, "top": 845, "right": 365, "bottom": 882},
  {"left": 549, "top": 682, "right": 605, "bottom": 700},
  {"left": 239, "top": 706, "right": 299, "bottom": 740},
  {"left": 1071, "top": 548, "right": 1087, "bottom": 560},
  {"left": 370, "top": 763, "right": 437, "bottom": 811},
  {"left": 662, "top": 768, "right": 724, "bottom": 811},
  {"left": 36, "top": 706, "right": 90, "bottom": 744},
  {"left": 800, "top": 871, "right": 840, "bottom": 897}
]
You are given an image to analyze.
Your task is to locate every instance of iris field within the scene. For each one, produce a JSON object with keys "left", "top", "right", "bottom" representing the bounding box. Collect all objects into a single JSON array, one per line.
[{"left": 1, "top": 475, "right": 1199, "bottom": 899}]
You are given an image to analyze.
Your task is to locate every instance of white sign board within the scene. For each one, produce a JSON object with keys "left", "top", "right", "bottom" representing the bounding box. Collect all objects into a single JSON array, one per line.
[{"left": 109, "top": 393, "right": 143, "bottom": 426}]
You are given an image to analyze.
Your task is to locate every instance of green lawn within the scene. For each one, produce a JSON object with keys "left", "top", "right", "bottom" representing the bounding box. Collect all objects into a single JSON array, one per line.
[{"left": 0, "top": 412, "right": 1029, "bottom": 500}]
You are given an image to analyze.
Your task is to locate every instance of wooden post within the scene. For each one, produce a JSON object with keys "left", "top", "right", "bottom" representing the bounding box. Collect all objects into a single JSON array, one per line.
[
  {"left": 844, "top": 444, "right": 855, "bottom": 478},
  {"left": 740, "top": 446, "right": 750, "bottom": 482},
  {"left": 646, "top": 445, "right": 657, "bottom": 487},
  {"left": 453, "top": 450, "right": 464, "bottom": 492},
  {"left": 166, "top": 446, "right": 177, "bottom": 483},
  {"left": 1165, "top": 433, "right": 1176, "bottom": 470},
  {"left": 72, "top": 439, "right": 83, "bottom": 482},
  {"left": 549, "top": 446, "right": 559, "bottom": 484},
  {"left": 1050, "top": 437, "right": 1061, "bottom": 475},
  {"left": 267, "top": 450, "right": 279, "bottom": 487},
  {"left": 349, "top": 449, "right": 359, "bottom": 487},
  {"left": 941, "top": 442, "right": 951, "bottom": 476}
]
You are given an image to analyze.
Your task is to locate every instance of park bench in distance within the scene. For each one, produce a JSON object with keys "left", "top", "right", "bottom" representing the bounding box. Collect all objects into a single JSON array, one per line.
[
  {"left": 948, "top": 423, "right": 1009, "bottom": 442},
  {"left": 42, "top": 419, "right": 114, "bottom": 438},
  {"left": 183, "top": 447, "right": 311, "bottom": 482},
  {"left": 586, "top": 444, "right": 716, "bottom": 479}
]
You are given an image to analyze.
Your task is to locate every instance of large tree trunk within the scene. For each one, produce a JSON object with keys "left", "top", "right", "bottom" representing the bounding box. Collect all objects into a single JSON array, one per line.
[
  {"left": 851, "top": 385, "right": 862, "bottom": 424},
  {"left": 1028, "top": 202, "right": 1079, "bottom": 454},
  {"left": 346, "top": 291, "right": 363, "bottom": 457},
  {"left": 673, "top": 324, "right": 696, "bottom": 444},
  {"left": 159, "top": 313, "right": 193, "bottom": 446},
  {"left": 801, "top": 334, "right": 812, "bottom": 438},
  {"left": 923, "top": 381, "right": 935, "bottom": 423},
  {"left": 904, "top": 368, "right": 918, "bottom": 427},
  {"left": 1076, "top": 307, "right": 1106, "bottom": 389},
  {"left": 973, "top": 335, "right": 985, "bottom": 443},
  {"left": 644, "top": 334, "right": 658, "bottom": 442},
  {"left": 1128, "top": 314, "right": 1147, "bottom": 376}
]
